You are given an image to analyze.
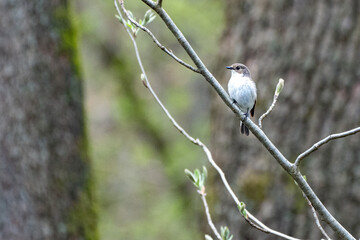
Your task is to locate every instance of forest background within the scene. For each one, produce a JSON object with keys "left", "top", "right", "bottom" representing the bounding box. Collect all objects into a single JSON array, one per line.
[
  {"left": 1, "top": 0, "right": 359, "bottom": 239},
  {"left": 79, "top": 0, "right": 223, "bottom": 239}
]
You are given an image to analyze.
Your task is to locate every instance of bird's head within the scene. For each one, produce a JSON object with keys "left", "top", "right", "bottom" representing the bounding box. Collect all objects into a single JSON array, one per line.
[{"left": 226, "top": 63, "right": 250, "bottom": 77}]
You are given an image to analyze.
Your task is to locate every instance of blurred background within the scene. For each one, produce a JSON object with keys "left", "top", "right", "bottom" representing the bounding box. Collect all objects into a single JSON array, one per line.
[
  {"left": 81, "top": 1, "right": 360, "bottom": 239},
  {"left": 1, "top": 1, "right": 359, "bottom": 240},
  {"left": 75, "top": 0, "right": 223, "bottom": 239}
]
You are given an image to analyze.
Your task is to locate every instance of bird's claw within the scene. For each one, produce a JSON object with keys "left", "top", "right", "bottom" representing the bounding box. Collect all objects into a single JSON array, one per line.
[{"left": 244, "top": 108, "right": 250, "bottom": 119}]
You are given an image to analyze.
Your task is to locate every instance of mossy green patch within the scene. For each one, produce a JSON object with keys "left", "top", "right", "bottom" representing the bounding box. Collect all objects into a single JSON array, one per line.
[
  {"left": 53, "top": 3, "right": 82, "bottom": 78},
  {"left": 52, "top": 2, "right": 98, "bottom": 240},
  {"left": 53, "top": 2, "right": 84, "bottom": 107},
  {"left": 67, "top": 172, "right": 99, "bottom": 240}
]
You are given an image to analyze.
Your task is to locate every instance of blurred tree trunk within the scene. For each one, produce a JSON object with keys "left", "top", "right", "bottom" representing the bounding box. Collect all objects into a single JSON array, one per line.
[
  {"left": 211, "top": 1, "right": 360, "bottom": 239},
  {"left": 0, "top": 1, "right": 97, "bottom": 240}
]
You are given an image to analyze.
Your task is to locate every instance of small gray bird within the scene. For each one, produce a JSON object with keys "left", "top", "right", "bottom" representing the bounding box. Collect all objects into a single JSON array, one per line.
[{"left": 226, "top": 63, "right": 257, "bottom": 136}]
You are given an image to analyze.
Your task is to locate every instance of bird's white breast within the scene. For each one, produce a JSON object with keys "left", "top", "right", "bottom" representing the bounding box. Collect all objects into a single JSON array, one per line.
[{"left": 228, "top": 72, "right": 257, "bottom": 113}]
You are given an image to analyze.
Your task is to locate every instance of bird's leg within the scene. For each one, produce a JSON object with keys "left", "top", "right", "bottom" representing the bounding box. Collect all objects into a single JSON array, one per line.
[{"left": 244, "top": 108, "right": 249, "bottom": 119}]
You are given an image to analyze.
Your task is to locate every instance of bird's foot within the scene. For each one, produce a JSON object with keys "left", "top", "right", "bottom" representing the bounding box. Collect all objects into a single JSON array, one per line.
[{"left": 244, "top": 108, "right": 250, "bottom": 119}]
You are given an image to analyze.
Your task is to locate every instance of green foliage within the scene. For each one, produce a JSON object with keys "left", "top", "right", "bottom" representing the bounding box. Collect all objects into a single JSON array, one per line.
[
  {"left": 143, "top": 9, "right": 156, "bottom": 25},
  {"left": 237, "top": 202, "right": 247, "bottom": 218},
  {"left": 220, "top": 226, "right": 233, "bottom": 240},
  {"left": 275, "top": 78, "right": 285, "bottom": 96},
  {"left": 185, "top": 166, "right": 207, "bottom": 191},
  {"left": 116, "top": 9, "right": 156, "bottom": 37},
  {"left": 205, "top": 234, "right": 214, "bottom": 240}
]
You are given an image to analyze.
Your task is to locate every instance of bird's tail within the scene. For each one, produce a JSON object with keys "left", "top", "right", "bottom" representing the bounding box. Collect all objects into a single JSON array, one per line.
[{"left": 240, "top": 122, "right": 249, "bottom": 136}]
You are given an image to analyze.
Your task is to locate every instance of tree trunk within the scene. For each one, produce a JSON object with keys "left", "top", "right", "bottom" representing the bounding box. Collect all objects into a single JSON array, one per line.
[
  {"left": 0, "top": 1, "right": 97, "bottom": 239},
  {"left": 211, "top": 1, "right": 360, "bottom": 239}
]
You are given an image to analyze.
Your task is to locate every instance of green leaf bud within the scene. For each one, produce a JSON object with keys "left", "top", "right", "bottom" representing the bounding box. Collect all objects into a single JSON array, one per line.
[
  {"left": 237, "top": 202, "right": 247, "bottom": 218},
  {"left": 275, "top": 78, "right": 284, "bottom": 95},
  {"left": 205, "top": 235, "right": 213, "bottom": 240},
  {"left": 184, "top": 169, "right": 196, "bottom": 183}
]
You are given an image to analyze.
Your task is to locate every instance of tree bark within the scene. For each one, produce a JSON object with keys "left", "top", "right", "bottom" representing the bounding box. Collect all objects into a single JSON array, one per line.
[
  {"left": 211, "top": 1, "right": 360, "bottom": 239},
  {"left": 0, "top": 1, "right": 97, "bottom": 239}
]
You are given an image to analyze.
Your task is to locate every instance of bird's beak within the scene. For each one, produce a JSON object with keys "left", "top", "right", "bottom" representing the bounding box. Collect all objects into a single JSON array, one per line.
[{"left": 226, "top": 66, "right": 233, "bottom": 70}]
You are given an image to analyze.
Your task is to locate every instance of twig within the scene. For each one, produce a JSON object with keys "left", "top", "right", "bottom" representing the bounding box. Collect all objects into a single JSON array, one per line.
[
  {"left": 115, "top": 2, "right": 300, "bottom": 239},
  {"left": 199, "top": 191, "right": 222, "bottom": 240},
  {"left": 258, "top": 95, "right": 278, "bottom": 128},
  {"left": 139, "top": 1, "right": 356, "bottom": 239},
  {"left": 157, "top": 0, "right": 163, "bottom": 8},
  {"left": 115, "top": 0, "right": 196, "bottom": 144},
  {"left": 119, "top": 1, "right": 200, "bottom": 73},
  {"left": 302, "top": 191, "right": 331, "bottom": 240},
  {"left": 198, "top": 142, "right": 299, "bottom": 240},
  {"left": 259, "top": 78, "right": 284, "bottom": 128},
  {"left": 258, "top": 79, "right": 283, "bottom": 128},
  {"left": 294, "top": 126, "right": 360, "bottom": 167},
  {"left": 242, "top": 212, "right": 271, "bottom": 234}
]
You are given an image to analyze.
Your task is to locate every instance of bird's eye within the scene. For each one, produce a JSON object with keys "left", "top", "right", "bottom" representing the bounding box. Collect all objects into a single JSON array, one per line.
[{"left": 236, "top": 66, "right": 240, "bottom": 70}]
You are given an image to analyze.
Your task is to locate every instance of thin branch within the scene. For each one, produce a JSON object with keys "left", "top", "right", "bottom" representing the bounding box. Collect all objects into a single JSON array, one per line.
[
  {"left": 259, "top": 78, "right": 284, "bottom": 128},
  {"left": 115, "top": 2, "right": 300, "bottom": 239},
  {"left": 115, "top": 0, "right": 196, "bottom": 144},
  {"left": 139, "top": 1, "right": 355, "bottom": 239},
  {"left": 157, "top": 0, "right": 163, "bottom": 8},
  {"left": 294, "top": 126, "right": 360, "bottom": 167},
  {"left": 199, "top": 142, "right": 299, "bottom": 240},
  {"left": 242, "top": 212, "right": 273, "bottom": 234},
  {"left": 199, "top": 191, "right": 221, "bottom": 240},
  {"left": 302, "top": 191, "right": 331, "bottom": 240},
  {"left": 119, "top": 1, "right": 200, "bottom": 73},
  {"left": 258, "top": 94, "right": 279, "bottom": 128}
]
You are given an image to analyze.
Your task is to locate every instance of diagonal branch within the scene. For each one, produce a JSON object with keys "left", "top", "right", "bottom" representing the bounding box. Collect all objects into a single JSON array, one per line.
[
  {"left": 301, "top": 190, "right": 331, "bottom": 240},
  {"left": 198, "top": 142, "right": 299, "bottom": 240},
  {"left": 121, "top": 1, "right": 356, "bottom": 239},
  {"left": 115, "top": 2, "right": 300, "bottom": 239},
  {"left": 139, "top": 1, "right": 355, "bottom": 239},
  {"left": 294, "top": 126, "right": 360, "bottom": 167},
  {"left": 119, "top": 1, "right": 200, "bottom": 73}
]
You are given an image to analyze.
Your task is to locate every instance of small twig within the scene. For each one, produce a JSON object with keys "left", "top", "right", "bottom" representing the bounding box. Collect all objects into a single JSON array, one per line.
[
  {"left": 294, "top": 126, "right": 360, "bottom": 167},
  {"left": 242, "top": 212, "right": 271, "bottom": 234},
  {"left": 197, "top": 142, "right": 299, "bottom": 240},
  {"left": 115, "top": 2, "right": 299, "bottom": 239},
  {"left": 199, "top": 191, "right": 222, "bottom": 240},
  {"left": 245, "top": 212, "right": 299, "bottom": 240},
  {"left": 115, "top": 0, "right": 197, "bottom": 144},
  {"left": 119, "top": 1, "right": 200, "bottom": 73},
  {"left": 302, "top": 191, "right": 331, "bottom": 240},
  {"left": 157, "top": 0, "right": 163, "bottom": 8},
  {"left": 258, "top": 95, "right": 278, "bottom": 128},
  {"left": 259, "top": 78, "right": 284, "bottom": 128}
]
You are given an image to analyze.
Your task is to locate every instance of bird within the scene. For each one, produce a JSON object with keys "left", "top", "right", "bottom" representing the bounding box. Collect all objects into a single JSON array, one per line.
[{"left": 226, "top": 63, "right": 257, "bottom": 136}]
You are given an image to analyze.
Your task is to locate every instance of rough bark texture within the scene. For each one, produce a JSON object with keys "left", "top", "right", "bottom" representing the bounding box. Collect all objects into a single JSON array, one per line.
[
  {"left": 211, "top": 1, "right": 360, "bottom": 239},
  {"left": 0, "top": 1, "right": 97, "bottom": 240}
]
